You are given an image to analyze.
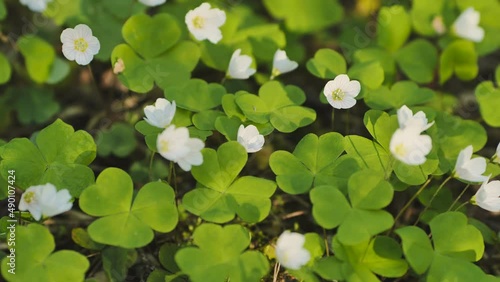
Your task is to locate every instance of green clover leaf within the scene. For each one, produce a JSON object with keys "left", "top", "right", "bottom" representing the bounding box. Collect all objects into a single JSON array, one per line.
[
  {"left": 397, "top": 212, "right": 486, "bottom": 281},
  {"left": 235, "top": 81, "right": 316, "bottom": 132},
  {"left": 79, "top": 168, "right": 178, "bottom": 248},
  {"left": 364, "top": 81, "right": 435, "bottom": 110},
  {"left": 0, "top": 119, "right": 95, "bottom": 197},
  {"left": 0, "top": 224, "right": 89, "bottom": 282},
  {"left": 182, "top": 141, "right": 276, "bottom": 223},
  {"left": 175, "top": 224, "right": 268, "bottom": 282},
  {"left": 111, "top": 13, "right": 200, "bottom": 93},
  {"left": 270, "top": 132, "right": 360, "bottom": 194},
  {"left": 310, "top": 170, "right": 394, "bottom": 245}
]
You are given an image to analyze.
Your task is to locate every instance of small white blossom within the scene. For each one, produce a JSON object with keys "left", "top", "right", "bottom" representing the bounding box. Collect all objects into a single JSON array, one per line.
[
  {"left": 144, "top": 98, "right": 176, "bottom": 128},
  {"left": 185, "top": 2, "right": 226, "bottom": 44},
  {"left": 60, "top": 24, "right": 100, "bottom": 65},
  {"left": 157, "top": 125, "right": 204, "bottom": 171},
  {"left": 390, "top": 128, "right": 432, "bottom": 165},
  {"left": 454, "top": 145, "right": 488, "bottom": 183},
  {"left": 452, "top": 7, "right": 484, "bottom": 42},
  {"left": 397, "top": 105, "right": 434, "bottom": 133},
  {"left": 227, "top": 49, "right": 256, "bottom": 79},
  {"left": 20, "top": 0, "right": 52, "bottom": 12},
  {"left": 323, "top": 74, "right": 361, "bottom": 109},
  {"left": 237, "top": 125, "right": 264, "bottom": 153},
  {"left": 492, "top": 143, "right": 500, "bottom": 164},
  {"left": 473, "top": 178, "right": 500, "bottom": 212},
  {"left": 19, "top": 183, "right": 73, "bottom": 221},
  {"left": 139, "top": 0, "right": 166, "bottom": 7},
  {"left": 271, "top": 49, "right": 298, "bottom": 79},
  {"left": 275, "top": 231, "right": 311, "bottom": 270}
]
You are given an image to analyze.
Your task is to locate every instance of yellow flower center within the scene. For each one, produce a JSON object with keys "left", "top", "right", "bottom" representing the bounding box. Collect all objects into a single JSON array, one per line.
[
  {"left": 331, "top": 88, "right": 345, "bottom": 101},
  {"left": 394, "top": 143, "right": 406, "bottom": 157},
  {"left": 159, "top": 139, "right": 169, "bottom": 153},
  {"left": 74, "top": 38, "right": 88, "bottom": 52},
  {"left": 24, "top": 191, "right": 36, "bottom": 204},
  {"left": 192, "top": 16, "right": 205, "bottom": 29}
]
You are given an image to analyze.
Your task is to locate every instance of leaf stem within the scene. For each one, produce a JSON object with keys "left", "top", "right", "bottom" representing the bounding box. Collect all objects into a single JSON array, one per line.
[
  {"left": 390, "top": 177, "right": 432, "bottom": 233},
  {"left": 448, "top": 184, "right": 470, "bottom": 211},
  {"left": 148, "top": 151, "right": 155, "bottom": 181},
  {"left": 414, "top": 175, "right": 453, "bottom": 225}
]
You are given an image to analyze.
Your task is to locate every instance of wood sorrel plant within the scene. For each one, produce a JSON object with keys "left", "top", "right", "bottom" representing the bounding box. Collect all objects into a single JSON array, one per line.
[{"left": 1, "top": 0, "right": 500, "bottom": 281}]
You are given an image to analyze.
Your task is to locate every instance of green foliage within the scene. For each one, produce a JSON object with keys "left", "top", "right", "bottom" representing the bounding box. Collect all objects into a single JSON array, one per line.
[
  {"left": 183, "top": 142, "right": 276, "bottom": 223},
  {"left": 310, "top": 170, "right": 394, "bottom": 245},
  {"left": 4, "top": 87, "right": 60, "bottom": 125},
  {"left": 79, "top": 168, "right": 178, "bottom": 248},
  {"left": 263, "top": 0, "right": 343, "bottom": 33},
  {"left": 0, "top": 224, "right": 89, "bottom": 282},
  {"left": 17, "top": 36, "right": 55, "bottom": 84},
  {"left": 395, "top": 39, "right": 438, "bottom": 83},
  {"left": 364, "top": 81, "right": 435, "bottom": 110},
  {"left": 234, "top": 81, "right": 316, "bottom": 132},
  {"left": 0, "top": 52, "right": 11, "bottom": 84},
  {"left": 397, "top": 212, "right": 486, "bottom": 281},
  {"left": 165, "top": 79, "right": 226, "bottom": 112},
  {"left": 112, "top": 13, "right": 200, "bottom": 93},
  {"left": 0, "top": 119, "right": 95, "bottom": 196},
  {"left": 96, "top": 123, "right": 138, "bottom": 158},
  {"left": 475, "top": 80, "right": 500, "bottom": 127},
  {"left": 439, "top": 40, "right": 478, "bottom": 84},
  {"left": 270, "top": 132, "right": 359, "bottom": 194},
  {"left": 315, "top": 236, "right": 408, "bottom": 281},
  {"left": 307, "top": 49, "right": 347, "bottom": 79},
  {"left": 377, "top": 6, "right": 411, "bottom": 53},
  {"left": 175, "top": 224, "right": 269, "bottom": 282}
]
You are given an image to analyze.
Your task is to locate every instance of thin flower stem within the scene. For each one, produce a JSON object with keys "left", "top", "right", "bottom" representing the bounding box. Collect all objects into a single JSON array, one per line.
[
  {"left": 86, "top": 65, "right": 104, "bottom": 106},
  {"left": 448, "top": 184, "right": 470, "bottom": 211},
  {"left": 273, "top": 262, "right": 280, "bottom": 282},
  {"left": 345, "top": 110, "right": 350, "bottom": 134},
  {"left": 221, "top": 76, "right": 227, "bottom": 85},
  {"left": 148, "top": 151, "right": 155, "bottom": 181},
  {"left": 414, "top": 175, "right": 453, "bottom": 225},
  {"left": 331, "top": 110, "right": 335, "bottom": 131},
  {"left": 323, "top": 228, "right": 330, "bottom": 256},
  {"left": 390, "top": 177, "right": 432, "bottom": 233},
  {"left": 167, "top": 161, "right": 174, "bottom": 185},
  {"left": 454, "top": 201, "right": 470, "bottom": 211}
]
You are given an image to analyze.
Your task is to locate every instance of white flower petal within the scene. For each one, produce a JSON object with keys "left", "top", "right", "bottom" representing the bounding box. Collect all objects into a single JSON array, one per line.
[
  {"left": 139, "top": 0, "right": 167, "bottom": 7},
  {"left": 227, "top": 49, "right": 255, "bottom": 79},
  {"left": 185, "top": 2, "right": 226, "bottom": 44},
  {"left": 453, "top": 7, "right": 485, "bottom": 42},
  {"left": 60, "top": 24, "right": 100, "bottom": 65},
  {"left": 275, "top": 231, "right": 310, "bottom": 270},
  {"left": 237, "top": 125, "right": 264, "bottom": 153}
]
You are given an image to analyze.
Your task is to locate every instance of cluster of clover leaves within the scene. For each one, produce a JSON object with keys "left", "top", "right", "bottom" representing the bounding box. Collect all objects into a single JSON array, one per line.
[{"left": 1, "top": 0, "right": 500, "bottom": 281}]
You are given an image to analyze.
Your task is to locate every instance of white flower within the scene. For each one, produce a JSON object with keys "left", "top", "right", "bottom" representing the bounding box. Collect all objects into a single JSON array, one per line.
[
  {"left": 139, "top": 0, "right": 166, "bottom": 7},
  {"left": 157, "top": 125, "right": 204, "bottom": 171},
  {"left": 275, "top": 231, "right": 311, "bottom": 270},
  {"left": 20, "top": 0, "right": 52, "bottom": 12},
  {"left": 492, "top": 143, "right": 500, "bottom": 164},
  {"left": 454, "top": 145, "right": 488, "bottom": 183},
  {"left": 185, "top": 2, "right": 226, "bottom": 44},
  {"left": 237, "top": 125, "right": 265, "bottom": 153},
  {"left": 390, "top": 128, "right": 432, "bottom": 165},
  {"left": 60, "top": 24, "right": 100, "bottom": 65},
  {"left": 323, "top": 74, "right": 361, "bottom": 109},
  {"left": 473, "top": 178, "right": 500, "bottom": 212},
  {"left": 271, "top": 49, "right": 298, "bottom": 79},
  {"left": 227, "top": 49, "right": 256, "bottom": 79},
  {"left": 18, "top": 183, "right": 73, "bottom": 221},
  {"left": 144, "top": 98, "right": 176, "bottom": 128},
  {"left": 452, "top": 7, "right": 485, "bottom": 42},
  {"left": 397, "top": 105, "right": 434, "bottom": 133}
]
